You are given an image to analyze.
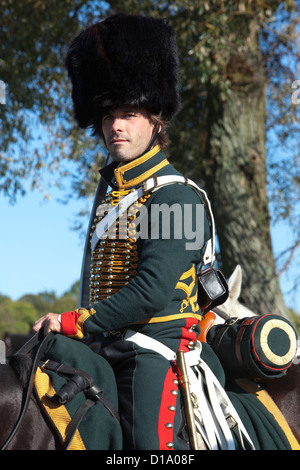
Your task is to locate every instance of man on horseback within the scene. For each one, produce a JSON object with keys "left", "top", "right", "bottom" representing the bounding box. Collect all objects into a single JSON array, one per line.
[{"left": 33, "top": 13, "right": 298, "bottom": 450}]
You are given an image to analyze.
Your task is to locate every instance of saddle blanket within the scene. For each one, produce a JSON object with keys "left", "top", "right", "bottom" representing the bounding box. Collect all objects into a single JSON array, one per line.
[{"left": 34, "top": 335, "right": 122, "bottom": 450}]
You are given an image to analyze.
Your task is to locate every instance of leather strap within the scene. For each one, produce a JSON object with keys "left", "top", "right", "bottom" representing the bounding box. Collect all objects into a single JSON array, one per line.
[
  {"left": 235, "top": 317, "right": 256, "bottom": 376},
  {"left": 1, "top": 332, "right": 54, "bottom": 450},
  {"left": 63, "top": 399, "right": 96, "bottom": 450},
  {"left": 14, "top": 331, "right": 45, "bottom": 356},
  {"left": 41, "top": 358, "right": 120, "bottom": 449},
  {"left": 211, "top": 317, "right": 239, "bottom": 354}
]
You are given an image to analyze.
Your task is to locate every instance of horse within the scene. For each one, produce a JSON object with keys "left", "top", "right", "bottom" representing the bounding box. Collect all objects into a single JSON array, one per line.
[
  {"left": 210, "top": 265, "right": 300, "bottom": 445},
  {"left": 3, "top": 332, "right": 33, "bottom": 355},
  {"left": 0, "top": 265, "right": 299, "bottom": 450},
  {"left": 212, "top": 264, "right": 260, "bottom": 322},
  {"left": 0, "top": 355, "right": 58, "bottom": 450}
]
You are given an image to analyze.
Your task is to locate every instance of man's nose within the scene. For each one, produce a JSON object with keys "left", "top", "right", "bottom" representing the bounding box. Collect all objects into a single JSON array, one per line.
[{"left": 111, "top": 117, "right": 124, "bottom": 132}]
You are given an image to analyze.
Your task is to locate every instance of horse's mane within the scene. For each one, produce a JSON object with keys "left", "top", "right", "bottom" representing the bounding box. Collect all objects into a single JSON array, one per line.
[{"left": 8, "top": 355, "right": 33, "bottom": 387}]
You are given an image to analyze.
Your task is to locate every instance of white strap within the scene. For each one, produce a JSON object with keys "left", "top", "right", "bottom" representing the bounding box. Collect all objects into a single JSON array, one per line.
[
  {"left": 124, "top": 329, "right": 176, "bottom": 362},
  {"left": 91, "top": 184, "right": 147, "bottom": 251},
  {"left": 91, "top": 175, "right": 215, "bottom": 266},
  {"left": 185, "top": 343, "right": 255, "bottom": 450},
  {"left": 124, "top": 330, "right": 255, "bottom": 450}
]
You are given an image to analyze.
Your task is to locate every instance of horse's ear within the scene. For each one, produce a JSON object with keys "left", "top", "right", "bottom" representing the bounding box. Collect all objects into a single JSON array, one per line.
[{"left": 227, "top": 265, "right": 242, "bottom": 301}]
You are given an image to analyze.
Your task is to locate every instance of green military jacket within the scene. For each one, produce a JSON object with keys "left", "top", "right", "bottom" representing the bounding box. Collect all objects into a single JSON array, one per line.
[{"left": 60, "top": 145, "right": 210, "bottom": 338}]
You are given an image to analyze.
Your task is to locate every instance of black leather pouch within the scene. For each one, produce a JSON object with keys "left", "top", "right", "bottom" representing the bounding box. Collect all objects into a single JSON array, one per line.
[{"left": 197, "top": 267, "right": 229, "bottom": 313}]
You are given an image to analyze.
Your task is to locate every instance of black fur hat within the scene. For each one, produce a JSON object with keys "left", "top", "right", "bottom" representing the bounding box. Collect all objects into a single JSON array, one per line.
[{"left": 65, "top": 13, "right": 181, "bottom": 134}]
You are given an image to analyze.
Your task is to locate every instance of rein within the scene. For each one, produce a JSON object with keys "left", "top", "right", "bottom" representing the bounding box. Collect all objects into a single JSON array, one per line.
[
  {"left": 1, "top": 332, "right": 119, "bottom": 450},
  {"left": 1, "top": 331, "right": 54, "bottom": 450}
]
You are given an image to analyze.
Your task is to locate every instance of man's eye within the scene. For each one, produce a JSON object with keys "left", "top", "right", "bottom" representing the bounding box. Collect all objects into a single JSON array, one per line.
[{"left": 124, "top": 111, "right": 138, "bottom": 118}]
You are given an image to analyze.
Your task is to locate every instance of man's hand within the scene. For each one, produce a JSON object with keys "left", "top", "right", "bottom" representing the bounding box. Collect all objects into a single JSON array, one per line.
[{"left": 33, "top": 313, "right": 62, "bottom": 335}]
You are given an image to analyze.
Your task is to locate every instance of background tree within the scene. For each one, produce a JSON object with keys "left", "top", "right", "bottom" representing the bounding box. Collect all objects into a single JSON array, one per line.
[
  {"left": 164, "top": 0, "right": 300, "bottom": 319},
  {"left": 0, "top": 297, "right": 38, "bottom": 336},
  {"left": 1, "top": 0, "right": 299, "bottom": 319},
  {"left": 0, "top": 281, "right": 79, "bottom": 337}
]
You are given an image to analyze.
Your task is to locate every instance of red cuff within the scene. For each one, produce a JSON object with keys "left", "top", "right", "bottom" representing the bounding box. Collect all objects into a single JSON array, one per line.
[{"left": 60, "top": 310, "right": 80, "bottom": 336}]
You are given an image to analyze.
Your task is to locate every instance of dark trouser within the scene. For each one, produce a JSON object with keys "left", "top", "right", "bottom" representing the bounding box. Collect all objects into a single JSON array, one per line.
[{"left": 100, "top": 337, "right": 189, "bottom": 450}]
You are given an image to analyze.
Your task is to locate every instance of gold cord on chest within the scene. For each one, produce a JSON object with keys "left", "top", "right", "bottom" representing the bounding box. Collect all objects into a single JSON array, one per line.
[{"left": 89, "top": 189, "right": 150, "bottom": 304}]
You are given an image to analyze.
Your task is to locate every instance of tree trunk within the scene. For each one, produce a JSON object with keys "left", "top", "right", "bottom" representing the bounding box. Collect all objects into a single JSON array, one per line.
[{"left": 204, "top": 72, "right": 290, "bottom": 319}]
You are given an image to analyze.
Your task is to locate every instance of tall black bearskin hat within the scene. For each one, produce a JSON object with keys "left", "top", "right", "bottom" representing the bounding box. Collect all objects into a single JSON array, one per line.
[{"left": 65, "top": 13, "right": 181, "bottom": 134}]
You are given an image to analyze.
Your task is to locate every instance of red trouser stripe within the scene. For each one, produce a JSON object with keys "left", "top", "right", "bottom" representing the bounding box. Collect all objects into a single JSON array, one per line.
[
  {"left": 157, "top": 363, "right": 179, "bottom": 450},
  {"left": 157, "top": 318, "right": 198, "bottom": 449}
]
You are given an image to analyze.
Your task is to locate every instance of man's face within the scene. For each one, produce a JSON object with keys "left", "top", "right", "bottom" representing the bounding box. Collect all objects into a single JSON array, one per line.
[{"left": 101, "top": 107, "right": 155, "bottom": 163}]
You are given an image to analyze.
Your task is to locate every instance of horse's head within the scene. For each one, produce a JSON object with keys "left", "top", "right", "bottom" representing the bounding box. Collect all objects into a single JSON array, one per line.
[{"left": 213, "top": 265, "right": 257, "bottom": 321}]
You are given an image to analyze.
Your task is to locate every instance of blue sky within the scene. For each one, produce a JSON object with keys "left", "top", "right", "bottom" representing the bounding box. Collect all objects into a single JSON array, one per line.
[
  {"left": 0, "top": 182, "right": 299, "bottom": 314},
  {"left": 0, "top": 187, "right": 91, "bottom": 303}
]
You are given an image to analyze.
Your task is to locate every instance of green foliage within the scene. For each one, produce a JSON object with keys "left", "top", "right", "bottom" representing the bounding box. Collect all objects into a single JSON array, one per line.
[
  {"left": 0, "top": 280, "right": 79, "bottom": 338},
  {"left": 1, "top": 1, "right": 299, "bottom": 207},
  {"left": 0, "top": 298, "right": 38, "bottom": 335},
  {"left": 0, "top": 0, "right": 107, "bottom": 202},
  {"left": 0, "top": 1, "right": 294, "bottom": 196}
]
